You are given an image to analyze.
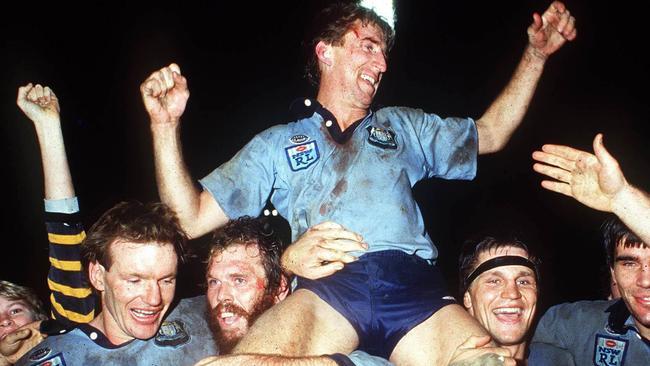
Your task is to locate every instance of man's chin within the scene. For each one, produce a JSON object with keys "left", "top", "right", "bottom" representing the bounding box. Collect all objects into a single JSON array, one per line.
[{"left": 215, "top": 330, "right": 245, "bottom": 354}]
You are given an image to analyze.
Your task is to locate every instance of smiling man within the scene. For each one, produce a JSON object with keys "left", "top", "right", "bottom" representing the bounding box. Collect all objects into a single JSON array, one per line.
[
  {"left": 141, "top": 1, "right": 576, "bottom": 364},
  {"left": 529, "top": 134, "right": 650, "bottom": 364},
  {"left": 459, "top": 237, "right": 540, "bottom": 363}
]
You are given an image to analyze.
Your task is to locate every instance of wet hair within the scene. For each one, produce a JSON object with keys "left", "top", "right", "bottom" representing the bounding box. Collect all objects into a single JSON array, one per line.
[
  {"left": 0, "top": 280, "right": 48, "bottom": 321},
  {"left": 304, "top": 1, "right": 395, "bottom": 86},
  {"left": 458, "top": 236, "right": 540, "bottom": 295},
  {"left": 206, "top": 216, "right": 284, "bottom": 297},
  {"left": 81, "top": 201, "right": 187, "bottom": 271},
  {"left": 602, "top": 215, "right": 646, "bottom": 267}
]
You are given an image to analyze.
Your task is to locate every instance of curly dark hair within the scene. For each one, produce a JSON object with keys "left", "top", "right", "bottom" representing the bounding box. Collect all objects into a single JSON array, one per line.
[
  {"left": 206, "top": 216, "right": 284, "bottom": 297},
  {"left": 304, "top": 1, "right": 395, "bottom": 86},
  {"left": 81, "top": 201, "right": 187, "bottom": 271},
  {"left": 602, "top": 215, "right": 646, "bottom": 267},
  {"left": 458, "top": 236, "right": 540, "bottom": 295}
]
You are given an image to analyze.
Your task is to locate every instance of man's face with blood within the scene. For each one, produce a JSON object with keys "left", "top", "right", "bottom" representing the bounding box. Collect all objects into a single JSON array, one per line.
[{"left": 206, "top": 243, "right": 275, "bottom": 353}]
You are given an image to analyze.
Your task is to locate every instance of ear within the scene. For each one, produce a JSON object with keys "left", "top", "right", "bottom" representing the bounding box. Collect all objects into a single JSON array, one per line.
[
  {"left": 273, "top": 274, "right": 291, "bottom": 304},
  {"left": 88, "top": 261, "right": 107, "bottom": 292},
  {"left": 463, "top": 291, "right": 473, "bottom": 311},
  {"left": 315, "top": 41, "right": 333, "bottom": 67}
]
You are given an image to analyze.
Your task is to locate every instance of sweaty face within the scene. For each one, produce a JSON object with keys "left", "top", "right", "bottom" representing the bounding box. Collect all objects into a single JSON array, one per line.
[
  {"left": 324, "top": 20, "right": 388, "bottom": 108},
  {"left": 0, "top": 296, "right": 37, "bottom": 340},
  {"left": 464, "top": 247, "right": 538, "bottom": 346},
  {"left": 611, "top": 243, "right": 650, "bottom": 338},
  {"left": 206, "top": 243, "right": 275, "bottom": 353},
  {"left": 91, "top": 241, "right": 178, "bottom": 345}
]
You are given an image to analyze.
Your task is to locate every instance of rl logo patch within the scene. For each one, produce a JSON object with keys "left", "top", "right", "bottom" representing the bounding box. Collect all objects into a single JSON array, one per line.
[
  {"left": 366, "top": 126, "right": 397, "bottom": 149},
  {"left": 285, "top": 141, "right": 319, "bottom": 171},
  {"left": 154, "top": 320, "right": 190, "bottom": 347},
  {"left": 593, "top": 334, "right": 628, "bottom": 365}
]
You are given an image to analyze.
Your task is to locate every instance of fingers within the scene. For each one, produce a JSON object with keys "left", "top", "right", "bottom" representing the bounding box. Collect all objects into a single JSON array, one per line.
[
  {"left": 458, "top": 334, "right": 492, "bottom": 349},
  {"left": 141, "top": 63, "right": 182, "bottom": 97},
  {"left": 593, "top": 134, "right": 617, "bottom": 166},
  {"left": 532, "top": 150, "right": 574, "bottom": 171},
  {"left": 308, "top": 261, "right": 345, "bottom": 279},
  {"left": 3, "top": 328, "right": 32, "bottom": 345},
  {"left": 312, "top": 221, "right": 365, "bottom": 245},
  {"left": 540, "top": 180, "right": 573, "bottom": 197},
  {"left": 16, "top": 83, "right": 33, "bottom": 105},
  {"left": 316, "top": 244, "right": 358, "bottom": 264},
  {"left": 540, "top": 143, "right": 585, "bottom": 161},
  {"left": 533, "top": 163, "right": 573, "bottom": 183}
]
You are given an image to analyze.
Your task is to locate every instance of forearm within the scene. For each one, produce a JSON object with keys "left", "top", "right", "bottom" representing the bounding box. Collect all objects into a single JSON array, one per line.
[
  {"left": 151, "top": 122, "right": 203, "bottom": 236},
  {"left": 33, "top": 119, "right": 75, "bottom": 200},
  {"left": 612, "top": 184, "right": 650, "bottom": 244},
  {"left": 476, "top": 45, "right": 546, "bottom": 154}
]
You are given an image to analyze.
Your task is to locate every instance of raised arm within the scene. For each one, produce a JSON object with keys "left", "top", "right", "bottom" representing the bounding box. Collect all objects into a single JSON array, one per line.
[
  {"left": 476, "top": 1, "right": 576, "bottom": 154},
  {"left": 141, "top": 63, "right": 229, "bottom": 238},
  {"left": 533, "top": 133, "right": 650, "bottom": 243}
]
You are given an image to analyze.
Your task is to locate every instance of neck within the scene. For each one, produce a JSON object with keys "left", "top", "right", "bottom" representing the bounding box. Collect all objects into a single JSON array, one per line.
[
  {"left": 316, "top": 84, "right": 369, "bottom": 132},
  {"left": 635, "top": 319, "right": 650, "bottom": 340},
  {"left": 89, "top": 311, "right": 131, "bottom": 345},
  {"left": 503, "top": 342, "right": 527, "bottom": 362}
]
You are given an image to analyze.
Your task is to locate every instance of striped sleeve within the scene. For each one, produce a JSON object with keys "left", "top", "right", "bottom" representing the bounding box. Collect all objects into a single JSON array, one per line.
[{"left": 45, "top": 209, "right": 96, "bottom": 326}]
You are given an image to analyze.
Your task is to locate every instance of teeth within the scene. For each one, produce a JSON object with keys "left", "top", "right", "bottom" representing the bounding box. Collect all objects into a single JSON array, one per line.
[
  {"left": 132, "top": 309, "right": 157, "bottom": 317},
  {"left": 493, "top": 307, "right": 522, "bottom": 314},
  {"left": 361, "top": 74, "right": 376, "bottom": 85},
  {"left": 221, "top": 312, "right": 234, "bottom": 319}
]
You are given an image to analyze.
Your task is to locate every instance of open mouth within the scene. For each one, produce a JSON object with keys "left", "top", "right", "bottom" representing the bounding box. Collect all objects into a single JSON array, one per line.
[
  {"left": 492, "top": 307, "right": 524, "bottom": 323},
  {"left": 130, "top": 308, "right": 160, "bottom": 323}
]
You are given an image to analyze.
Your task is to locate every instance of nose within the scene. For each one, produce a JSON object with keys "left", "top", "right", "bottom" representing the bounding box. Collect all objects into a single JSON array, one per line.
[
  {"left": 638, "top": 263, "right": 650, "bottom": 288},
  {"left": 1, "top": 317, "right": 13, "bottom": 328},
  {"left": 374, "top": 52, "right": 387, "bottom": 73},
  {"left": 501, "top": 281, "right": 522, "bottom": 300},
  {"left": 143, "top": 281, "right": 162, "bottom": 306},
  {"left": 217, "top": 282, "right": 234, "bottom": 303}
]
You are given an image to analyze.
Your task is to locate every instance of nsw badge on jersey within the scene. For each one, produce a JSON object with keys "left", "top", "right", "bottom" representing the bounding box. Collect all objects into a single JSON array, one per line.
[
  {"left": 593, "top": 334, "right": 628, "bottom": 366},
  {"left": 367, "top": 126, "right": 397, "bottom": 149},
  {"left": 154, "top": 320, "right": 190, "bottom": 347},
  {"left": 285, "top": 141, "right": 319, "bottom": 171},
  {"left": 33, "top": 353, "right": 66, "bottom": 366}
]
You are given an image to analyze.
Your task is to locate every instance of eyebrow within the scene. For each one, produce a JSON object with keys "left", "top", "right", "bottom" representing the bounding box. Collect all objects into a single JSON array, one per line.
[{"left": 615, "top": 255, "right": 639, "bottom": 262}]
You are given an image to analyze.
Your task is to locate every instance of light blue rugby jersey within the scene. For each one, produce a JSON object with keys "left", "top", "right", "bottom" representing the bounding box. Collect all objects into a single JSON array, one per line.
[
  {"left": 200, "top": 106, "right": 478, "bottom": 261},
  {"left": 16, "top": 296, "right": 217, "bottom": 366}
]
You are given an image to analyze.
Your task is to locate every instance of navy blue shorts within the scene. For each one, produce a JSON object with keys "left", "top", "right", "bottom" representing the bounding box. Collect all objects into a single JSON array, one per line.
[{"left": 295, "top": 250, "right": 455, "bottom": 359}]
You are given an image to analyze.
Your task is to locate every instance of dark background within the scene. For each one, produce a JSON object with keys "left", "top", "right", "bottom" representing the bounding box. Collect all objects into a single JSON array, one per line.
[{"left": 1, "top": 0, "right": 647, "bottom": 317}]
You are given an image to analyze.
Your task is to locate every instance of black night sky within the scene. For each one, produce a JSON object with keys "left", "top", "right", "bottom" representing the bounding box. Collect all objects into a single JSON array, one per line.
[{"left": 1, "top": 0, "right": 648, "bottom": 317}]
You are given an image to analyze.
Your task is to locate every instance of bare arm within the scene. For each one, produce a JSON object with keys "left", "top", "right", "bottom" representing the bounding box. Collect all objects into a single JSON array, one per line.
[
  {"left": 141, "top": 63, "right": 229, "bottom": 238},
  {"left": 16, "top": 84, "right": 74, "bottom": 200},
  {"left": 533, "top": 134, "right": 650, "bottom": 243},
  {"left": 195, "top": 354, "right": 337, "bottom": 366},
  {"left": 477, "top": 1, "right": 576, "bottom": 154}
]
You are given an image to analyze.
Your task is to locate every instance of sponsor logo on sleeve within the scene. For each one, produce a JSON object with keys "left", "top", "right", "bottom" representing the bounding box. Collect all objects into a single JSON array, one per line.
[
  {"left": 290, "top": 134, "right": 310, "bottom": 144},
  {"left": 285, "top": 141, "right": 320, "bottom": 171},
  {"left": 593, "top": 334, "right": 628, "bottom": 366}
]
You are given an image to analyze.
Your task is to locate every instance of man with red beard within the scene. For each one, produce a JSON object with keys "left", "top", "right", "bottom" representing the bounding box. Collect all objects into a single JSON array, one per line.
[
  {"left": 204, "top": 217, "right": 290, "bottom": 354},
  {"left": 459, "top": 237, "right": 540, "bottom": 364}
]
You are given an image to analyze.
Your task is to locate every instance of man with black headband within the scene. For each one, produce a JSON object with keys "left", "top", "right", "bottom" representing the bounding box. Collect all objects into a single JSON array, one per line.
[{"left": 459, "top": 237, "right": 540, "bottom": 363}]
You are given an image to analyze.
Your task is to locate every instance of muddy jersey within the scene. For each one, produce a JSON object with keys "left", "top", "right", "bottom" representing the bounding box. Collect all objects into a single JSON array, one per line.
[
  {"left": 529, "top": 299, "right": 650, "bottom": 366},
  {"left": 16, "top": 295, "right": 217, "bottom": 366},
  {"left": 201, "top": 104, "right": 477, "bottom": 260}
]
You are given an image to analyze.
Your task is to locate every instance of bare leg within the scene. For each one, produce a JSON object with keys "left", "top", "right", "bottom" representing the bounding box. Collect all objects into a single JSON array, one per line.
[
  {"left": 389, "top": 304, "right": 489, "bottom": 366},
  {"left": 233, "top": 289, "right": 359, "bottom": 356}
]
